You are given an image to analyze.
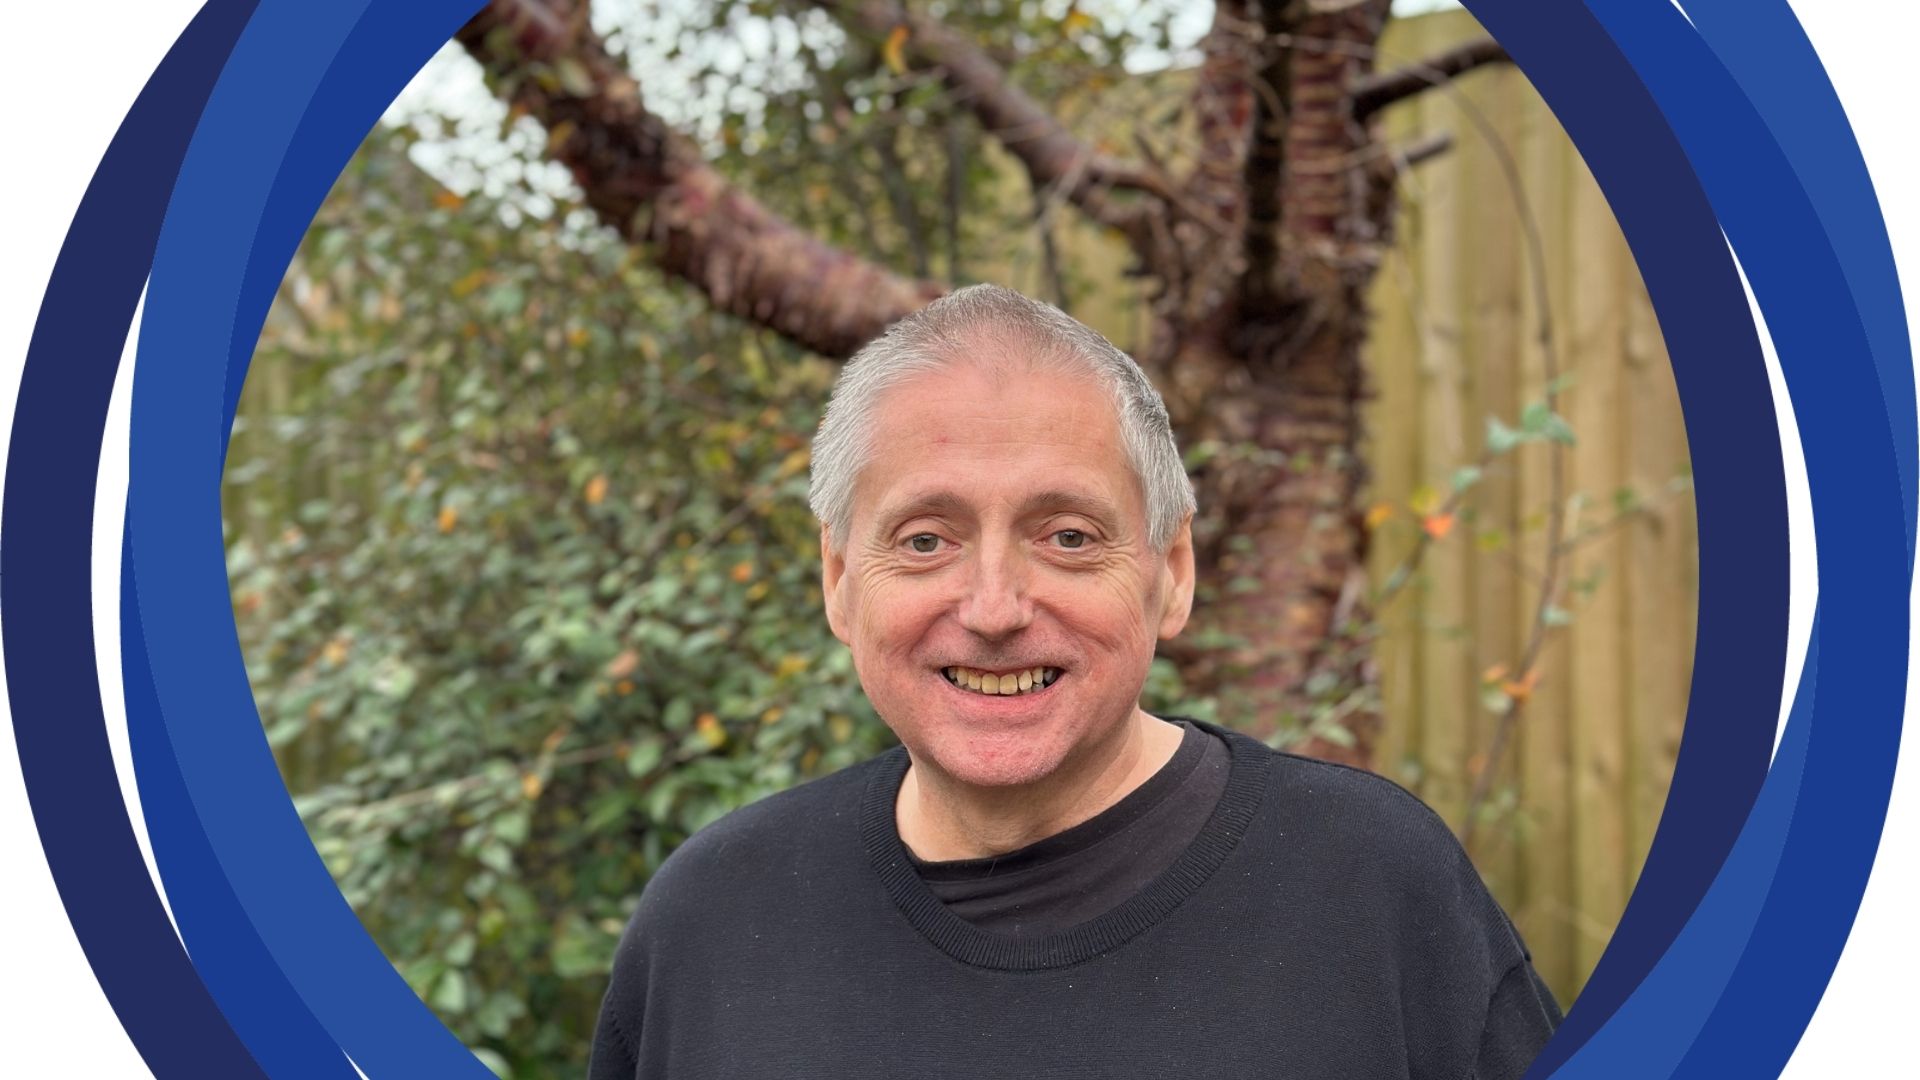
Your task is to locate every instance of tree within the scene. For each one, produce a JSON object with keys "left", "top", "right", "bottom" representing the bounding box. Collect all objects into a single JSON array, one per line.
[{"left": 452, "top": 0, "right": 1510, "bottom": 766}]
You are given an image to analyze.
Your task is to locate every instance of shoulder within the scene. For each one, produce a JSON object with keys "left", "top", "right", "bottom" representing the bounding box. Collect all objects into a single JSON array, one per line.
[
  {"left": 1219, "top": 728, "right": 1525, "bottom": 969},
  {"left": 627, "top": 748, "right": 895, "bottom": 929},
  {"left": 1261, "top": 744, "right": 1464, "bottom": 862}
]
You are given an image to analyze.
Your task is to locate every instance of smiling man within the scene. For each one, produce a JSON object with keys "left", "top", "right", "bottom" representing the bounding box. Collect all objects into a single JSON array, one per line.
[{"left": 588, "top": 285, "right": 1563, "bottom": 1079}]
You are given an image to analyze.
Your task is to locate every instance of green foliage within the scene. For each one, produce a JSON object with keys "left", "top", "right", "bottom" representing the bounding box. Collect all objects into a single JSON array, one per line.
[
  {"left": 234, "top": 112, "right": 1209, "bottom": 1074},
  {"left": 231, "top": 133, "right": 897, "bottom": 1077}
]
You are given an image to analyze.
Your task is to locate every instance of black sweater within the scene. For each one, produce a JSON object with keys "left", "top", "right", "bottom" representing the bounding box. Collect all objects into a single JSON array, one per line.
[{"left": 588, "top": 719, "right": 1562, "bottom": 1079}]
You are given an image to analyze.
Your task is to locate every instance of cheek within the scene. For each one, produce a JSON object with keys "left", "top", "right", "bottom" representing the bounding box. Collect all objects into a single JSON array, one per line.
[
  {"left": 851, "top": 580, "right": 940, "bottom": 660},
  {"left": 1063, "top": 577, "right": 1158, "bottom": 645}
]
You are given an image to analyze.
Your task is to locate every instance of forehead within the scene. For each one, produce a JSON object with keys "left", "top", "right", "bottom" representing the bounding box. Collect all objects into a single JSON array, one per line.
[{"left": 851, "top": 360, "right": 1141, "bottom": 526}]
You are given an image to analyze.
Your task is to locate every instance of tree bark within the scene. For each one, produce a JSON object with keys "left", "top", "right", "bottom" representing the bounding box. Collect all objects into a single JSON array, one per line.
[{"left": 1135, "top": 0, "right": 1397, "bottom": 767}]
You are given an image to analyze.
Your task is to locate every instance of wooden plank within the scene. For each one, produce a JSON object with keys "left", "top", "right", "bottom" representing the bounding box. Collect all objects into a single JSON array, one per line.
[
  {"left": 1367, "top": 13, "right": 1447, "bottom": 800},
  {"left": 1563, "top": 150, "right": 1632, "bottom": 984},
  {"left": 1412, "top": 78, "right": 1476, "bottom": 831},
  {"left": 1458, "top": 57, "right": 1526, "bottom": 903},
  {"left": 1365, "top": 226, "right": 1430, "bottom": 796},
  {"left": 1619, "top": 243, "right": 1694, "bottom": 879},
  {"left": 1510, "top": 83, "right": 1578, "bottom": 1002}
]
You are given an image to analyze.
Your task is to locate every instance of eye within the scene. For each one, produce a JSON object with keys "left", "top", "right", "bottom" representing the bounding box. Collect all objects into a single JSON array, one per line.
[
  {"left": 906, "top": 533, "right": 941, "bottom": 554},
  {"left": 1052, "top": 529, "right": 1088, "bottom": 549}
]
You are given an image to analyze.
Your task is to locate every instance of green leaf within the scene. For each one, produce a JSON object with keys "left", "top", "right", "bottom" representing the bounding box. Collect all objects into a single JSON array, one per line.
[
  {"left": 430, "top": 969, "right": 469, "bottom": 1013},
  {"left": 490, "top": 809, "right": 530, "bottom": 846},
  {"left": 1542, "top": 604, "right": 1574, "bottom": 627},
  {"left": 626, "top": 736, "right": 665, "bottom": 777},
  {"left": 1313, "top": 721, "right": 1356, "bottom": 748},
  {"left": 553, "top": 57, "right": 595, "bottom": 97},
  {"left": 1451, "top": 465, "right": 1483, "bottom": 494},
  {"left": 1541, "top": 412, "right": 1577, "bottom": 446},
  {"left": 444, "top": 931, "right": 476, "bottom": 967},
  {"left": 470, "top": 1048, "right": 511, "bottom": 1078},
  {"left": 1486, "top": 417, "right": 1522, "bottom": 454},
  {"left": 661, "top": 697, "right": 694, "bottom": 732}
]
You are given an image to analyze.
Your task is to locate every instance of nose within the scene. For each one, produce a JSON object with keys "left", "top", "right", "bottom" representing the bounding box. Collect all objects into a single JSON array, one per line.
[{"left": 956, "top": 536, "right": 1034, "bottom": 641}]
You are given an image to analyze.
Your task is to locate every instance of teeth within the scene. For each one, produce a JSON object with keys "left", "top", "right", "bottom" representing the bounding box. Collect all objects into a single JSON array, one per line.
[{"left": 943, "top": 666, "right": 1060, "bottom": 696}]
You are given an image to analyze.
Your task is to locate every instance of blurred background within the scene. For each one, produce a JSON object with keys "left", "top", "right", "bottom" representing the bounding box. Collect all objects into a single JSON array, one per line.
[{"left": 226, "top": 1, "right": 1694, "bottom": 1075}]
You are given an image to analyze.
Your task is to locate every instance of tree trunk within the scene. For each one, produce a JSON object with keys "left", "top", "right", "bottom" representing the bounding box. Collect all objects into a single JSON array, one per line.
[{"left": 1145, "top": 0, "right": 1395, "bottom": 768}]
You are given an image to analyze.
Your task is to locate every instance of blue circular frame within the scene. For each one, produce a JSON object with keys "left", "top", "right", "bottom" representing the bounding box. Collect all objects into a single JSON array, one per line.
[{"left": 3, "top": 1, "right": 1909, "bottom": 1077}]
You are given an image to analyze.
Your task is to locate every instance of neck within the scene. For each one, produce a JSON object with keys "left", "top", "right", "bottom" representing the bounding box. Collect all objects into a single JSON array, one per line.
[{"left": 896, "top": 710, "right": 1186, "bottom": 861}]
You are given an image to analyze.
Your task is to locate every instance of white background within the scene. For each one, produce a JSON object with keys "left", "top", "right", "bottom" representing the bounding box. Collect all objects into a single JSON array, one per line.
[{"left": 0, "top": 1, "right": 1910, "bottom": 1075}]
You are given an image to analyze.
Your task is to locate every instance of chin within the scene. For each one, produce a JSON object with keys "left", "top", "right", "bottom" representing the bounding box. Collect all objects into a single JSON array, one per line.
[{"left": 906, "top": 723, "right": 1071, "bottom": 789}]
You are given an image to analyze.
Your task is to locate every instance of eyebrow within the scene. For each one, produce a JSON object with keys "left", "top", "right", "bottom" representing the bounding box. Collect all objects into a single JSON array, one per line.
[{"left": 873, "top": 489, "right": 1120, "bottom": 538}]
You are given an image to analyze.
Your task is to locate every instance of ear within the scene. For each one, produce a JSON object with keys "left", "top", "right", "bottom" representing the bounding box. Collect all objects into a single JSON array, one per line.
[
  {"left": 821, "top": 523, "right": 852, "bottom": 646},
  {"left": 1155, "top": 513, "right": 1197, "bottom": 640}
]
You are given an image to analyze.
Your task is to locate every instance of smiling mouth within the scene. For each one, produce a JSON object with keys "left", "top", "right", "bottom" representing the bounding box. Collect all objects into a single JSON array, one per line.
[{"left": 942, "top": 665, "right": 1062, "bottom": 697}]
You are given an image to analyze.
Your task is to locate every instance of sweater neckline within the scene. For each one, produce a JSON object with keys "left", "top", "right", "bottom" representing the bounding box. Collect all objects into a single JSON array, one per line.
[
  {"left": 858, "top": 716, "right": 1273, "bottom": 971},
  {"left": 906, "top": 719, "right": 1210, "bottom": 882}
]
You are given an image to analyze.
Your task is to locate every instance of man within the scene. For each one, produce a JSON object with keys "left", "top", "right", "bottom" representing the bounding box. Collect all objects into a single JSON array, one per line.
[{"left": 588, "top": 284, "right": 1562, "bottom": 1079}]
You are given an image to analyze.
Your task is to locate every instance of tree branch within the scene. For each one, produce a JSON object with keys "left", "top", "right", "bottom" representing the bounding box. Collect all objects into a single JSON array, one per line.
[
  {"left": 810, "top": 0, "right": 1161, "bottom": 232},
  {"left": 1351, "top": 36, "right": 1509, "bottom": 119},
  {"left": 457, "top": 0, "right": 941, "bottom": 360}
]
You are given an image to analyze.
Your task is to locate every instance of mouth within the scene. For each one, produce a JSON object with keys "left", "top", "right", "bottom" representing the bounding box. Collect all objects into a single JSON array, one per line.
[{"left": 941, "top": 665, "right": 1063, "bottom": 698}]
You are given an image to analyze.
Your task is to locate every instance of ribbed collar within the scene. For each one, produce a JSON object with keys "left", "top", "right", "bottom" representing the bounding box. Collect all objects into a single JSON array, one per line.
[{"left": 859, "top": 716, "right": 1273, "bottom": 971}]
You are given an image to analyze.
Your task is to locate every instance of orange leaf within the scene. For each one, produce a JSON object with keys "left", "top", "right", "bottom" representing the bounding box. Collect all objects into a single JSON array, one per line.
[
  {"left": 437, "top": 505, "right": 459, "bottom": 534},
  {"left": 1364, "top": 502, "right": 1395, "bottom": 529},
  {"left": 604, "top": 648, "right": 640, "bottom": 680},
  {"left": 320, "top": 637, "right": 349, "bottom": 667},
  {"left": 584, "top": 473, "right": 608, "bottom": 506},
  {"left": 1481, "top": 662, "right": 1510, "bottom": 685},
  {"left": 432, "top": 189, "right": 465, "bottom": 211},
  {"left": 1421, "top": 513, "right": 1455, "bottom": 540},
  {"left": 882, "top": 25, "right": 910, "bottom": 75},
  {"left": 520, "top": 772, "right": 544, "bottom": 800},
  {"left": 1062, "top": 8, "right": 1095, "bottom": 33},
  {"left": 451, "top": 268, "right": 492, "bottom": 298},
  {"left": 696, "top": 713, "right": 728, "bottom": 749},
  {"left": 1500, "top": 669, "right": 1539, "bottom": 704},
  {"left": 775, "top": 447, "right": 811, "bottom": 479},
  {"left": 731, "top": 560, "right": 755, "bottom": 583},
  {"left": 615, "top": 679, "right": 635, "bottom": 696}
]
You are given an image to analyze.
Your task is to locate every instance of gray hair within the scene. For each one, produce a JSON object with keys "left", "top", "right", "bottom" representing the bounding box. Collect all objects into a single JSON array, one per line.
[{"left": 808, "top": 283, "right": 1196, "bottom": 554}]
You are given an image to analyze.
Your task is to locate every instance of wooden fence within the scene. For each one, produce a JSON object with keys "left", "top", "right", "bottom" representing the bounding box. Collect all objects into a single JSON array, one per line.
[{"left": 1366, "top": 11, "right": 1696, "bottom": 1002}]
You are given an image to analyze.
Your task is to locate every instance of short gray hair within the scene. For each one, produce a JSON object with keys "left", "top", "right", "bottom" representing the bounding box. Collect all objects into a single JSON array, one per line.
[{"left": 808, "top": 283, "right": 1196, "bottom": 553}]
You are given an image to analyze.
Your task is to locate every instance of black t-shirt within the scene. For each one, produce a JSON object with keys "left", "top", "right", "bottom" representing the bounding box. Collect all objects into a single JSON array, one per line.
[
  {"left": 910, "top": 720, "right": 1231, "bottom": 938},
  {"left": 589, "top": 717, "right": 1564, "bottom": 1079}
]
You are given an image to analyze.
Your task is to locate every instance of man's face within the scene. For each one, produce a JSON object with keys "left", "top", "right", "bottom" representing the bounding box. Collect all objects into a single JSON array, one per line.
[{"left": 820, "top": 357, "right": 1195, "bottom": 790}]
